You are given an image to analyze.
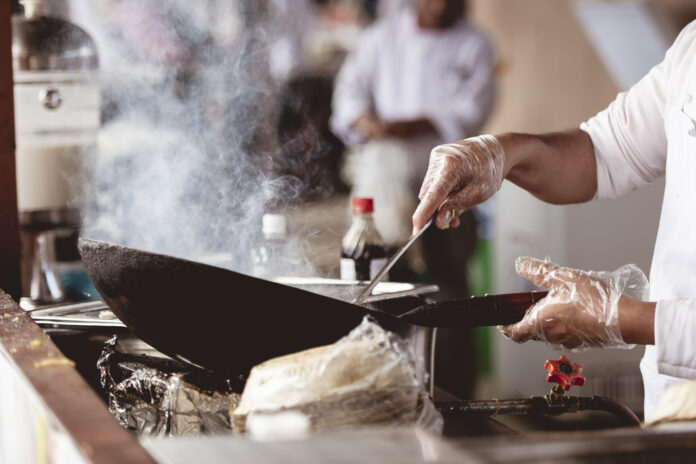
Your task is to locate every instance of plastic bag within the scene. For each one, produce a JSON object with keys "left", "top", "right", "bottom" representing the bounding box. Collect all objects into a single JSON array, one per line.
[{"left": 232, "top": 317, "right": 443, "bottom": 434}]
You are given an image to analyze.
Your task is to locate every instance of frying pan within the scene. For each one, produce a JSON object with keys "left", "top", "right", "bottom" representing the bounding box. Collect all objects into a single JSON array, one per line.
[
  {"left": 78, "top": 238, "right": 411, "bottom": 375},
  {"left": 79, "top": 238, "right": 546, "bottom": 375}
]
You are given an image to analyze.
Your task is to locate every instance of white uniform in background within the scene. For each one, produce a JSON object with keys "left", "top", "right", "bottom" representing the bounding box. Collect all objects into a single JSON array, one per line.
[
  {"left": 331, "top": 8, "right": 495, "bottom": 243},
  {"left": 268, "top": 0, "right": 314, "bottom": 82},
  {"left": 581, "top": 20, "right": 696, "bottom": 420}
]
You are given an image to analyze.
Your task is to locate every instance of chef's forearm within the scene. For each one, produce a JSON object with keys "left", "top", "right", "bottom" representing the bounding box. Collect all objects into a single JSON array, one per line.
[
  {"left": 498, "top": 129, "right": 598, "bottom": 204},
  {"left": 618, "top": 297, "right": 656, "bottom": 345}
]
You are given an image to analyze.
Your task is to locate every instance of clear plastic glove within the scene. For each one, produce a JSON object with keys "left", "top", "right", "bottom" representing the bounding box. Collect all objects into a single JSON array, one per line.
[
  {"left": 412, "top": 135, "right": 504, "bottom": 232},
  {"left": 500, "top": 257, "right": 649, "bottom": 351}
]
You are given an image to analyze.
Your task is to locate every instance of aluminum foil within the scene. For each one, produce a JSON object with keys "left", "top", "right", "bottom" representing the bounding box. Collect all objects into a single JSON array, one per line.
[{"left": 98, "top": 336, "right": 241, "bottom": 437}]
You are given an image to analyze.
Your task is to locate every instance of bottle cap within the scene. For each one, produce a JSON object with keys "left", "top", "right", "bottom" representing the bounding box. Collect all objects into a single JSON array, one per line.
[
  {"left": 262, "top": 213, "right": 287, "bottom": 236},
  {"left": 352, "top": 198, "right": 374, "bottom": 214}
]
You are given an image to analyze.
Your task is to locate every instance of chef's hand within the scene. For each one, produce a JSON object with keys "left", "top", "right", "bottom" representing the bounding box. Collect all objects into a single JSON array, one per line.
[
  {"left": 412, "top": 135, "right": 504, "bottom": 233},
  {"left": 353, "top": 113, "right": 385, "bottom": 140},
  {"left": 500, "top": 257, "right": 653, "bottom": 351}
]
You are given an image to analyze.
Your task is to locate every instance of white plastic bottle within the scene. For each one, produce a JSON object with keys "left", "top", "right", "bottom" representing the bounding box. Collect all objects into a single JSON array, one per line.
[{"left": 251, "top": 213, "right": 288, "bottom": 279}]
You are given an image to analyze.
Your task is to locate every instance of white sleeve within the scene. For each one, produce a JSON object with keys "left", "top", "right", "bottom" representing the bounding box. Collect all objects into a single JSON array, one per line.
[
  {"left": 425, "top": 33, "right": 496, "bottom": 142},
  {"left": 655, "top": 299, "right": 696, "bottom": 378},
  {"left": 330, "top": 28, "right": 380, "bottom": 146},
  {"left": 579, "top": 25, "right": 696, "bottom": 199}
]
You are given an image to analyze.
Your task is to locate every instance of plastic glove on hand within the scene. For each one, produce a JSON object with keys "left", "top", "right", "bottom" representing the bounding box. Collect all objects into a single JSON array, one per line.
[
  {"left": 499, "top": 257, "right": 649, "bottom": 351},
  {"left": 412, "top": 135, "right": 504, "bottom": 233}
]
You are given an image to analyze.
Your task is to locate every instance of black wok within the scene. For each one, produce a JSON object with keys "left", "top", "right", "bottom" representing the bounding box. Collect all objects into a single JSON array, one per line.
[
  {"left": 79, "top": 238, "right": 545, "bottom": 375},
  {"left": 78, "top": 238, "right": 407, "bottom": 375}
]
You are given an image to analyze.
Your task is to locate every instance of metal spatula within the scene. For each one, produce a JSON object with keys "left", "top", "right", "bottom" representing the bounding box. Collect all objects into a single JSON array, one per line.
[{"left": 354, "top": 217, "right": 434, "bottom": 304}]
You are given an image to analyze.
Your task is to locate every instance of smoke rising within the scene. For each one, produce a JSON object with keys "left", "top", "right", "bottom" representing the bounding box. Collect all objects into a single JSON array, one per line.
[{"left": 70, "top": 0, "right": 329, "bottom": 276}]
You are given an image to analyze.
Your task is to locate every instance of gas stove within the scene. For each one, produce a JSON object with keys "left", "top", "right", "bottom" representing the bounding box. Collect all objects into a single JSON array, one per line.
[{"left": 31, "top": 296, "right": 640, "bottom": 439}]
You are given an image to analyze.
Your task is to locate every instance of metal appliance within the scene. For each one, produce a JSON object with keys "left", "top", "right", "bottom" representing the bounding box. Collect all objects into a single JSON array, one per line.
[{"left": 12, "top": 0, "right": 99, "bottom": 305}]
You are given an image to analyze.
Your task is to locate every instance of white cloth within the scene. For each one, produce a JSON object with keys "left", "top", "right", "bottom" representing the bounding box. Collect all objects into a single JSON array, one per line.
[
  {"left": 580, "top": 20, "right": 696, "bottom": 420},
  {"left": 330, "top": 9, "right": 495, "bottom": 184},
  {"left": 341, "top": 139, "right": 417, "bottom": 244},
  {"left": 646, "top": 378, "right": 696, "bottom": 426}
]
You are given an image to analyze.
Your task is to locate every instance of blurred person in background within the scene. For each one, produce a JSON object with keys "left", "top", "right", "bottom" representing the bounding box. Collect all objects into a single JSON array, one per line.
[
  {"left": 331, "top": 0, "right": 495, "bottom": 397},
  {"left": 411, "top": 20, "right": 696, "bottom": 421}
]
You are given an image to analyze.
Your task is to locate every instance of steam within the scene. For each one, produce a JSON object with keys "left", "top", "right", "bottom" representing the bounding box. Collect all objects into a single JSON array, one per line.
[{"left": 69, "top": 0, "right": 329, "bottom": 276}]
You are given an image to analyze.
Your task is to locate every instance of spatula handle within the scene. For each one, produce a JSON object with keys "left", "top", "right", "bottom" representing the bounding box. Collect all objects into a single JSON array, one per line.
[
  {"left": 491, "top": 290, "right": 549, "bottom": 317},
  {"left": 462, "top": 290, "right": 549, "bottom": 326}
]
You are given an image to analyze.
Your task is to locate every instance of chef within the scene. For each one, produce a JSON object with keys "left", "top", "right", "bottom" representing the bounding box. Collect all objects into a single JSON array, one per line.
[
  {"left": 330, "top": 0, "right": 495, "bottom": 281},
  {"left": 331, "top": 0, "right": 495, "bottom": 397},
  {"left": 412, "top": 20, "right": 696, "bottom": 421},
  {"left": 331, "top": 0, "right": 495, "bottom": 183}
]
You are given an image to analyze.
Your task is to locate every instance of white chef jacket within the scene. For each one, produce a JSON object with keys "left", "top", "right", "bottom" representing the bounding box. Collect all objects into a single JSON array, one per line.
[
  {"left": 581, "top": 20, "right": 696, "bottom": 421},
  {"left": 331, "top": 8, "right": 495, "bottom": 183}
]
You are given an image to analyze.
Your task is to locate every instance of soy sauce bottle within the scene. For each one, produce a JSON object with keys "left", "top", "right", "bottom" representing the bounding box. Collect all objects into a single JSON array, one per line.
[{"left": 340, "top": 198, "right": 387, "bottom": 281}]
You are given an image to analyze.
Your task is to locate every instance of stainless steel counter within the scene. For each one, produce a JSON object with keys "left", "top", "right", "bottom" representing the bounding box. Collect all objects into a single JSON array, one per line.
[{"left": 143, "top": 429, "right": 479, "bottom": 464}]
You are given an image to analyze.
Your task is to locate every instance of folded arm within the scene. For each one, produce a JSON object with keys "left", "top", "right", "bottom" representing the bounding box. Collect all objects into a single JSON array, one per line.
[{"left": 330, "top": 28, "right": 380, "bottom": 145}]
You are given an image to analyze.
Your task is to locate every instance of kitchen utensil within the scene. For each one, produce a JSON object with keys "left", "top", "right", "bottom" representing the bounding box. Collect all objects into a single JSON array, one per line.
[
  {"left": 32, "top": 314, "right": 126, "bottom": 329},
  {"left": 274, "top": 277, "right": 439, "bottom": 304},
  {"left": 354, "top": 216, "right": 434, "bottom": 304},
  {"left": 25, "top": 299, "right": 109, "bottom": 316},
  {"left": 78, "top": 238, "right": 545, "bottom": 374},
  {"left": 78, "top": 238, "right": 407, "bottom": 374},
  {"left": 26, "top": 299, "right": 127, "bottom": 330},
  {"left": 399, "top": 291, "right": 548, "bottom": 328}
]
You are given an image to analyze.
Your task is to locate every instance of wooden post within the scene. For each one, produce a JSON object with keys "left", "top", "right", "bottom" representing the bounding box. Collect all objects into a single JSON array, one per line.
[
  {"left": 0, "top": 0, "right": 21, "bottom": 299},
  {"left": 0, "top": 292, "right": 157, "bottom": 463}
]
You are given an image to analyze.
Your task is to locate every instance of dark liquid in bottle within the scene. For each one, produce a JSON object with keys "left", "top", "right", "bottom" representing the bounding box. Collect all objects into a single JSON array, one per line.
[{"left": 341, "top": 244, "right": 387, "bottom": 281}]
